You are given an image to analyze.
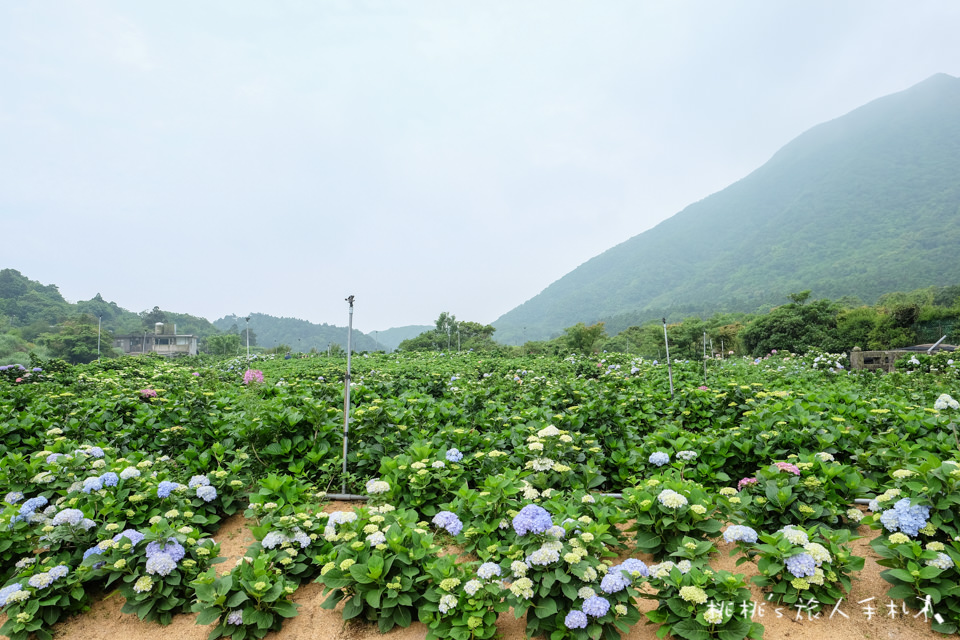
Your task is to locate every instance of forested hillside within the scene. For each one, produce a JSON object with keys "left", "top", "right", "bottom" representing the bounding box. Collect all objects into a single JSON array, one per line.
[{"left": 494, "top": 74, "right": 960, "bottom": 343}]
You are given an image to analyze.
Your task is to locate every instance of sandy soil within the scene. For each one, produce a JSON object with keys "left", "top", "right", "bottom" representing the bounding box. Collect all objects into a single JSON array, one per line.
[{"left": 43, "top": 506, "right": 946, "bottom": 640}]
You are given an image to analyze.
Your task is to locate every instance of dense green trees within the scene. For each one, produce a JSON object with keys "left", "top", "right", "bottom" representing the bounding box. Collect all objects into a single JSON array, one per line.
[{"left": 397, "top": 313, "right": 498, "bottom": 352}]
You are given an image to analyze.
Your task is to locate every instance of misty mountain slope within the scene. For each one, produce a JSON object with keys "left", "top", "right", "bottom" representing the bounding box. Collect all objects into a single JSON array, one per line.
[{"left": 493, "top": 74, "right": 960, "bottom": 342}]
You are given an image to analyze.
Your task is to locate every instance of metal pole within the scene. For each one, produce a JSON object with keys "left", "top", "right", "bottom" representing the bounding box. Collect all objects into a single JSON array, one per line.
[
  {"left": 142, "top": 331, "right": 146, "bottom": 355},
  {"left": 343, "top": 295, "right": 355, "bottom": 494},
  {"left": 662, "top": 318, "right": 674, "bottom": 399},
  {"left": 703, "top": 331, "right": 708, "bottom": 384},
  {"left": 97, "top": 316, "right": 102, "bottom": 361},
  {"left": 245, "top": 317, "right": 250, "bottom": 362}
]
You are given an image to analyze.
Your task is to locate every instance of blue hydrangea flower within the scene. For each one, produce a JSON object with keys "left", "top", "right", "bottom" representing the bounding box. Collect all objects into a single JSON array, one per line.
[
  {"left": 879, "top": 499, "right": 930, "bottom": 537},
  {"left": 292, "top": 529, "right": 311, "bottom": 548},
  {"left": 582, "top": 595, "right": 611, "bottom": 617},
  {"left": 196, "top": 485, "right": 217, "bottom": 502},
  {"left": 564, "top": 610, "right": 588, "bottom": 629},
  {"left": 119, "top": 467, "right": 141, "bottom": 480},
  {"left": 262, "top": 531, "right": 288, "bottom": 549},
  {"left": 676, "top": 450, "right": 698, "bottom": 461},
  {"left": 113, "top": 529, "right": 146, "bottom": 546},
  {"left": 19, "top": 496, "right": 48, "bottom": 517},
  {"left": 785, "top": 553, "right": 817, "bottom": 578},
  {"left": 100, "top": 472, "right": 119, "bottom": 487},
  {"left": 723, "top": 525, "right": 759, "bottom": 544},
  {"left": 649, "top": 452, "right": 670, "bottom": 467},
  {"left": 46, "top": 453, "right": 64, "bottom": 464},
  {"left": 445, "top": 448, "right": 464, "bottom": 463},
  {"left": 145, "top": 552, "right": 178, "bottom": 576},
  {"left": 51, "top": 508, "right": 84, "bottom": 527},
  {"left": 146, "top": 538, "right": 185, "bottom": 562},
  {"left": 512, "top": 504, "right": 553, "bottom": 536},
  {"left": 157, "top": 481, "right": 179, "bottom": 498},
  {"left": 477, "top": 562, "right": 501, "bottom": 579},
  {"left": 82, "top": 476, "right": 104, "bottom": 494},
  {"left": 188, "top": 475, "right": 210, "bottom": 488},
  {"left": 620, "top": 558, "right": 650, "bottom": 577},
  {"left": 432, "top": 511, "right": 463, "bottom": 536},
  {"left": 49, "top": 565, "right": 69, "bottom": 580},
  {"left": 600, "top": 570, "right": 631, "bottom": 594},
  {"left": 226, "top": 610, "right": 244, "bottom": 625},
  {"left": 4, "top": 491, "right": 24, "bottom": 504},
  {"left": 0, "top": 583, "right": 25, "bottom": 607}
]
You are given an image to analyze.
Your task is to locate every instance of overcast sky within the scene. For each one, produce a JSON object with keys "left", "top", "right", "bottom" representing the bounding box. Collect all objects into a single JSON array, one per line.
[{"left": 2, "top": 2, "right": 958, "bottom": 333}]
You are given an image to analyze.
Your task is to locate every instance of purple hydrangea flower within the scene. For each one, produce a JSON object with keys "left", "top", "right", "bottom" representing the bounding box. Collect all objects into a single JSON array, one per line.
[
  {"left": 113, "top": 529, "right": 146, "bottom": 546},
  {"left": 512, "top": 504, "right": 553, "bottom": 536},
  {"left": 157, "top": 481, "right": 179, "bottom": 498},
  {"left": 564, "top": 610, "right": 588, "bottom": 629},
  {"left": 145, "top": 552, "right": 178, "bottom": 576},
  {"left": 723, "top": 525, "right": 759, "bottom": 544},
  {"left": 146, "top": 538, "right": 185, "bottom": 562},
  {"left": 582, "top": 595, "right": 611, "bottom": 617},
  {"left": 785, "top": 553, "right": 817, "bottom": 578},
  {"left": 432, "top": 511, "right": 463, "bottom": 536}
]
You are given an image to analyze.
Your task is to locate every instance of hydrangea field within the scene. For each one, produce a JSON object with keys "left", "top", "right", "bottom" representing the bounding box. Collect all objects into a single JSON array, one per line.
[{"left": 1, "top": 350, "right": 959, "bottom": 640}]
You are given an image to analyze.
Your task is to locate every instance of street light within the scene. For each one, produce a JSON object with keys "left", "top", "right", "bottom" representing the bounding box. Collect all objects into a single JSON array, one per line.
[
  {"left": 245, "top": 317, "right": 250, "bottom": 362},
  {"left": 97, "top": 316, "right": 102, "bottom": 361}
]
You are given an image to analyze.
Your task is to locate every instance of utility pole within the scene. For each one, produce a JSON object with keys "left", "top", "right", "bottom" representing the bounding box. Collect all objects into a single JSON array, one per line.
[
  {"left": 245, "top": 317, "right": 250, "bottom": 362},
  {"left": 662, "top": 318, "right": 674, "bottom": 399},
  {"left": 342, "top": 295, "right": 355, "bottom": 494}
]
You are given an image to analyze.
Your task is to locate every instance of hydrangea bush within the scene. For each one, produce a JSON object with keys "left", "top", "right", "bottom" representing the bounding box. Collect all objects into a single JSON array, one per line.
[
  {"left": 191, "top": 549, "right": 301, "bottom": 640},
  {"left": 503, "top": 503, "right": 644, "bottom": 639},
  {"left": 729, "top": 523, "right": 864, "bottom": 611},
  {"left": 639, "top": 562, "right": 764, "bottom": 640},
  {"left": 418, "top": 555, "right": 508, "bottom": 640},
  {"left": 621, "top": 475, "right": 722, "bottom": 559},
  {"left": 316, "top": 506, "right": 440, "bottom": 632}
]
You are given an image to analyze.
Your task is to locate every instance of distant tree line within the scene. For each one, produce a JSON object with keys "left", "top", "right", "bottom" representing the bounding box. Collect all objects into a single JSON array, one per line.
[{"left": 517, "top": 284, "right": 960, "bottom": 359}]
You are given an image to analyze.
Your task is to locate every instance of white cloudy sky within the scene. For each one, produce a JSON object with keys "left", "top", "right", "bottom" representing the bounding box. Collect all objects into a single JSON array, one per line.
[{"left": 2, "top": 2, "right": 958, "bottom": 333}]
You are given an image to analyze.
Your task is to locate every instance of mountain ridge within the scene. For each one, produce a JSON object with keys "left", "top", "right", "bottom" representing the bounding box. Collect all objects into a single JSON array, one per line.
[{"left": 492, "top": 73, "right": 960, "bottom": 343}]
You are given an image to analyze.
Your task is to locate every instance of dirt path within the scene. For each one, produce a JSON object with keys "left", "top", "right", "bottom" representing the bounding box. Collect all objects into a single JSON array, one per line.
[{"left": 47, "top": 514, "right": 944, "bottom": 640}]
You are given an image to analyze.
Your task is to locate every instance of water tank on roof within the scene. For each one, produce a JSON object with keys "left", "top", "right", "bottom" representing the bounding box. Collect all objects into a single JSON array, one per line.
[{"left": 155, "top": 323, "right": 163, "bottom": 335}]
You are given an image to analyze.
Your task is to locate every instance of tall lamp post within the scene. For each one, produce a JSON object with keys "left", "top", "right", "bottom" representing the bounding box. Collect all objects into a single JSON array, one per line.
[
  {"left": 342, "top": 295, "right": 355, "bottom": 494},
  {"left": 97, "top": 316, "right": 102, "bottom": 361},
  {"left": 245, "top": 317, "right": 250, "bottom": 362}
]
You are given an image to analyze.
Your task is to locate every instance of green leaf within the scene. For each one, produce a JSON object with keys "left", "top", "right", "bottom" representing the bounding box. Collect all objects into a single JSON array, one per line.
[
  {"left": 365, "top": 589, "right": 382, "bottom": 608},
  {"left": 672, "top": 618, "right": 712, "bottom": 640},
  {"left": 274, "top": 600, "right": 299, "bottom": 618},
  {"left": 343, "top": 596, "right": 364, "bottom": 620},
  {"left": 196, "top": 608, "right": 222, "bottom": 625}
]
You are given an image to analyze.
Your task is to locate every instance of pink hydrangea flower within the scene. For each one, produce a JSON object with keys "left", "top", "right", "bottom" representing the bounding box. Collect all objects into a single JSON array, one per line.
[
  {"left": 243, "top": 369, "right": 264, "bottom": 385},
  {"left": 775, "top": 462, "right": 800, "bottom": 475},
  {"left": 737, "top": 477, "right": 758, "bottom": 491}
]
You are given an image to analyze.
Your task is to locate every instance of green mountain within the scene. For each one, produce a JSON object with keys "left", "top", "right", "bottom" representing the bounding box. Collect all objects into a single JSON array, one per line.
[
  {"left": 373, "top": 325, "right": 434, "bottom": 351},
  {"left": 493, "top": 74, "right": 960, "bottom": 343},
  {"left": 212, "top": 313, "right": 379, "bottom": 352}
]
